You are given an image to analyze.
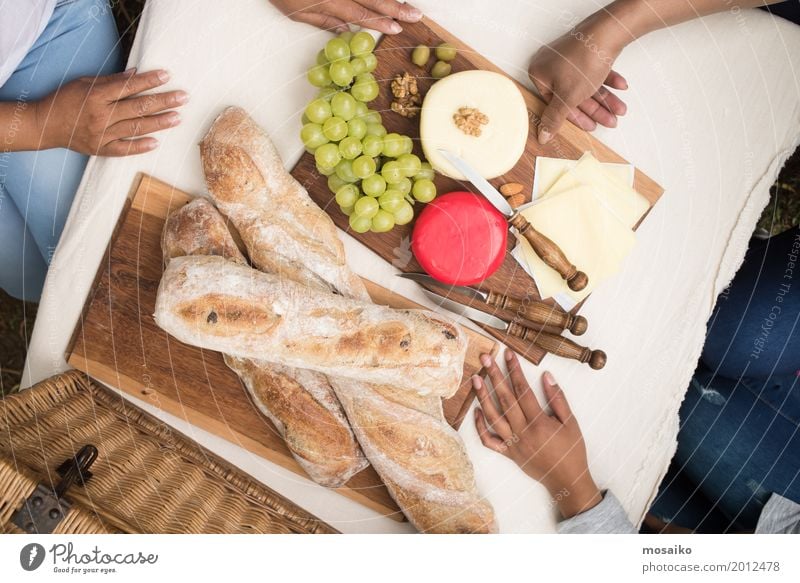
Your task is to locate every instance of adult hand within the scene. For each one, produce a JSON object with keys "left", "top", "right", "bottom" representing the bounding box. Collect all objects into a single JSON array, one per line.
[
  {"left": 36, "top": 68, "right": 188, "bottom": 156},
  {"left": 473, "top": 350, "right": 602, "bottom": 518},
  {"left": 528, "top": 17, "right": 628, "bottom": 144},
  {"left": 270, "top": 0, "right": 422, "bottom": 34}
]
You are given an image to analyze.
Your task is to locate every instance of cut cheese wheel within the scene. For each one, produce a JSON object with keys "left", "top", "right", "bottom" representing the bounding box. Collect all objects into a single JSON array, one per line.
[
  {"left": 420, "top": 70, "right": 529, "bottom": 180},
  {"left": 412, "top": 191, "right": 507, "bottom": 285}
]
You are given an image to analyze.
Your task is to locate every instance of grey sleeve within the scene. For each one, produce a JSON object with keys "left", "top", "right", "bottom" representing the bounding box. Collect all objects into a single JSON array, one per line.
[
  {"left": 755, "top": 494, "right": 800, "bottom": 534},
  {"left": 557, "top": 491, "right": 637, "bottom": 534}
]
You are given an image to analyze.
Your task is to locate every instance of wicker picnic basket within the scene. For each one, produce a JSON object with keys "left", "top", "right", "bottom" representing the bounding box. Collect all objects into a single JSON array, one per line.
[{"left": 0, "top": 370, "right": 336, "bottom": 534}]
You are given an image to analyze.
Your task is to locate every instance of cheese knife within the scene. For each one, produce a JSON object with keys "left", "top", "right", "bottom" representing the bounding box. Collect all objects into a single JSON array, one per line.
[
  {"left": 397, "top": 272, "right": 587, "bottom": 335},
  {"left": 438, "top": 149, "right": 588, "bottom": 292},
  {"left": 423, "top": 289, "right": 606, "bottom": 369}
]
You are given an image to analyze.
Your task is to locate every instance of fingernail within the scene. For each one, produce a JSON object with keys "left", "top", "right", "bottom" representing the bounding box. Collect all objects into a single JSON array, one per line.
[
  {"left": 124, "top": 67, "right": 136, "bottom": 74},
  {"left": 543, "top": 371, "right": 556, "bottom": 385},
  {"left": 404, "top": 6, "right": 423, "bottom": 21},
  {"left": 480, "top": 354, "right": 492, "bottom": 368},
  {"left": 504, "top": 349, "right": 514, "bottom": 362},
  {"left": 157, "top": 70, "right": 170, "bottom": 82},
  {"left": 388, "top": 21, "right": 402, "bottom": 34},
  {"left": 166, "top": 111, "right": 181, "bottom": 125},
  {"left": 471, "top": 375, "right": 482, "bottom": 390},
  {"left": 538, "top": 128, "right": 552, "bottom": 145},
  {"left": 146, "top": 138, "right": 159, "bottom": 150},
  {"left": 174, "top": 91, "right": 189, "bottom": 104}
]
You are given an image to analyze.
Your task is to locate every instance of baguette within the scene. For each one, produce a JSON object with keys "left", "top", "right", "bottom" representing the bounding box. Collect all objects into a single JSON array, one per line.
[
  {"left": 195, "top": 107, "right": 496, "bottom": 532},
  {"left": 162, "top": 198, "right": 368, "bottom": 487}
]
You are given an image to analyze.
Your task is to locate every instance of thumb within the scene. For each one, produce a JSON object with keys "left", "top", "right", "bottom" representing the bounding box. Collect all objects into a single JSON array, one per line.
[{"left": 537, "top": 93, "right": 572, "bottom": 145}]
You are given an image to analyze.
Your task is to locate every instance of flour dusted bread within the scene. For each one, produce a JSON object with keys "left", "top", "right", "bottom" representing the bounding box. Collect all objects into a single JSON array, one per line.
[
  {"left": 162, "top": 199, "right": 367, "bottom": 487},
  {"left": 154, "top": 255, "right": 467, "bottom": 397}
]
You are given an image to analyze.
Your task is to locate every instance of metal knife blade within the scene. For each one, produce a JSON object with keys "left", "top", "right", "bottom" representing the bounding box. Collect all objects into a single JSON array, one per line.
[
  {"left": 421, "top": 289, "right": 509, "bottom": 331},
  {"left": 438, "top": 149, "right": 514, "bottom": 217},
  {"left": 397, "top": 272, "right": 490, "bottom": 303}
]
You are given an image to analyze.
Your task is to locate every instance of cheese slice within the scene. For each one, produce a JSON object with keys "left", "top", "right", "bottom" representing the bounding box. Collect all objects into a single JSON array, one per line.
[
  {"left": 517, "top": 185, "right": 635, "bottom": 304},
  {"left": 533, "top": 155, "right": 634, "bottom": 198}
]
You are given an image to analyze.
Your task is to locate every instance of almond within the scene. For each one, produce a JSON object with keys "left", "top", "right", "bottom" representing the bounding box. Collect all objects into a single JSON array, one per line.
[
  {"left": 500, "top": 182, "right": 523, "bottom": 197},
  {"left": 507, "top": 193, "right": 526, "bottom": 209}
]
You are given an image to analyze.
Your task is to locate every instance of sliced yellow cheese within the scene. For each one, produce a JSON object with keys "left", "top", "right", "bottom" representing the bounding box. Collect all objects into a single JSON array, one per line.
[
  {"left": 534, "top": 155, "right": 633, "bottom": 198},
  {"left": 518, "top": 185, "right": 636, "bottom": 303},
  {"left": 420, "top": 70, "right": 529, "bottom": 180}
]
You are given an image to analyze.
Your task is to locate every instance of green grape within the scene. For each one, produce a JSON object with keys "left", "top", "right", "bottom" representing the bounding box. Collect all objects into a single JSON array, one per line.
[
  {"left": 330, "top": 92, "right": 357, "bottom": 121},
  {"left": 325, "top": 37, "right": 350, "bottom": 62},
  {"left": 397, "top": 153, "right": 421, "bottom": 177},
  {"left": 335, "top": 184, "right": 360, "bottom": 207},
  {"left": 350, "top": 57, "right": 367, "bottom": 76},
  {"left": 335, "top": 159, "right": 358, "bottom": 182},
  {"left": 365, "top": 123, "right": 387, "bottom": 137},
  {"left": 351, "top": 73, "right": 379, "bottom": 102},
  {"left": 360, "top": 109, "right": 382, "bottom": 124},
  {"left": 305, "top": 98, "right": 332, "bottom": 124},
  {"left": 340, "top": 204, "right": 355, "bottom": 216},
  {"left": 411, "top": 45, "right": 430, "bottom": 67},
  {"left": 316, "top": 164, "right": 335, "bottom": 176},
  {"left": 381, "top": 133, "right": 404, "bottom": 157},
  {"left": 327, "top": 174, "right": 347, "bottom": 193},
  {"left": 329, "top": 60, "right": 355, "bottom": 87},
  {"left": 350, "top": 31, "right": 376, "bottom": 57},
  {"left": 400, "top": 135, "right": 413, "bottom": 155},
  {"left": 435, "top": 43, "right": 457, "bottom": 61},
  {"left": 362, "top": 174, "right": 386, "bottom": 196},
  {"left": 395, "top": 177, "right": 412, "bottom": 195},
  {"left": 378, "top": 189, "right": 405, "bottom": 212},
  {"left": 314, "top": 143, "right": 341, "bottom": 169},
  {"left": 381, "top": 161, "right": 404, "bottom": 184},
  {"left": 354, "top": 196, "right": 379, "bottom": 218},
  {"left": 300, "top": 123, "right": 328, "bottom": 149},
  {"left": 338, "top": 136, "right": 363, "bottom": 160},
  {"left": 415, "top": 162, "right": 435, "bottom": 181},
  {"left": 347, "top": 118, "right": 367, "bottom": 140},
  {"left": 371, "top": 210, "right": 395, "bottom": 233},
  {"left": 349, "top": 213, "right": 372, "bottom": 233},
  {"left": 352, "top": 155, "right": 377, "bottom": 179},
  {"left": 412, "top": 178, "right": 437, "bottom": 203},
  {"left": 322, "top": 116, "right": 348, "bottom": 141},
  {"left": 362, "top": 134, "right": 383, "bottom": 156},
  {"left": 338, "top": 31, "right": 355, "bottom": 43},
  {"left": 354, "top": 101, "right": 368, "bottom": 118},
  {"left": 317, "top": 86, "right": 338, "bottom": 101},
  {"left": 393, "top": 201, "right": 415, "bottom": 225},
  {"left": 316, "top": 49, "right": 329, "bottom": 66},
  {"left": 431, "top": 61, "right": 451, "bottom": 79},
  {"left": 362, "top": 53, "right": 378, "bottom": 72},
  {"left": 307, "top": 64, "right": 331, "bottom": 88}
]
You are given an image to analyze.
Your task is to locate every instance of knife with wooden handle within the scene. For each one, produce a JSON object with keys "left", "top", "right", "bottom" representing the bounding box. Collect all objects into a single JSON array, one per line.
[
  {"left": 397, "top": 272, "right": 588, "bottom": 335},
  {"left": 438, "top": 149, "right": 588, "bottom": 291}
]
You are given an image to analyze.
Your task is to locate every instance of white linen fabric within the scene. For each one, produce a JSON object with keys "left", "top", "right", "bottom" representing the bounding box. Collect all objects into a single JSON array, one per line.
[
  {"left": 0, "top": 0, "right": 56, "bottom": 86},
  {"left": 23, "top": 0, "right": 800, "bottom": 533}
]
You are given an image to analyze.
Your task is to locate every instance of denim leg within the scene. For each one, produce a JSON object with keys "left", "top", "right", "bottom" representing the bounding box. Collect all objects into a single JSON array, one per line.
[{"left": 0, "top": 189, "right": 47, "bottom": 301}]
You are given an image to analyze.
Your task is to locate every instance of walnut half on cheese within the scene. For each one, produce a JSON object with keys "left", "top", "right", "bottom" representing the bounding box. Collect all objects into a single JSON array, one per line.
[{"left": 420, "top": 70, "right": 529, "bottom": 180}]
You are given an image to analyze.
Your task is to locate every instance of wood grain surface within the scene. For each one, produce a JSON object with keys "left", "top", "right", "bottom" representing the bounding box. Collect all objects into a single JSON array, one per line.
[
  {"left": 67, "top": 174, "right": 499, "bottom": 520},
  {"left": 292, "top": 16, "right": 664, "bottom": 365}
]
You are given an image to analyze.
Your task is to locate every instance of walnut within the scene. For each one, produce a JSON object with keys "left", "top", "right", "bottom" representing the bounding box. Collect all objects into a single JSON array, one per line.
[
  {"left": 453, "top": 107, "right": 489, "bottom": 137},
  {"left": 390, "top": 72, "right": 421, "bottom": 118}
]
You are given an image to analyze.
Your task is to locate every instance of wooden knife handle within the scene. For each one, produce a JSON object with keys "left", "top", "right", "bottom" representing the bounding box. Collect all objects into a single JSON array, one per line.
[
  {"left": 508, "top": 212, "right": 588, "bottom": 292},
  {"left": 485, "top": 291, "right": 588, "bottom": 335},
  {"left": 506, "top": 323, "right": 606, "bottom": 369}
]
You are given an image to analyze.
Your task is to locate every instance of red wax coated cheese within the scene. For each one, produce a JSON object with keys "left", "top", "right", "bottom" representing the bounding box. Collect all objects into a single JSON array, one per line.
[{"left": 411, "top": 191, "right": 508, "bottom": 285}]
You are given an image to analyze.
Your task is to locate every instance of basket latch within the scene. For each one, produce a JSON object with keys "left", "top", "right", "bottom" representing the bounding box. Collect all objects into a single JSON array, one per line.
[{"left": 11, "top": 444, "right": 98, "bottom": 534}]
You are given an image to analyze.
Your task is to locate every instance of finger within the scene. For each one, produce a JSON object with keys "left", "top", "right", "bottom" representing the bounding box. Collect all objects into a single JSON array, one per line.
[
  {"left": 292, "top": 11, "right": 349, "bottom": 33},
  {"left": 481, "top": 354, "right": 527, "bottom": 434},
  {"left": 577, "top": 97, "right": 617, "bottom": 128},
  {"left": 604, "top": 70, "right": 628, "bottom": 90},
  {"left": 537, "top": 92, "right": 573, "bottom": 145},
  {"left": 542, "top": 371, "right": 573, "bottom": 425},
  {"left": 111, "top": 90, "right": 189, "bottom": 122},
  {"left": 357, "top": 0, "right": 423, "bottom": 22},
  {"left": 99, "top": 137, "right": 159, "bottom": 157},
  {"left": 504, "top": 349, "right": 543, "bottom": 421},
  {"left": 594, "top": 85, "right": 627, "bottom": 116},
  {"left": 107, "top": 111, "right": 181, "bottom": 141},
  {"left": 566, "top": 109, "right": 597, "bottom": 132},
  {"left": 331, "top": 0, "right": 402, "bottom": 34},
  {"left": 101, "top": 69, "right": 171, "bottom": 101},
  {"left": 472, "top": 375, "right": 512, "bottom": 440},
  {"left": 474, "top": 409, "right": 507, "bottom": 454}
]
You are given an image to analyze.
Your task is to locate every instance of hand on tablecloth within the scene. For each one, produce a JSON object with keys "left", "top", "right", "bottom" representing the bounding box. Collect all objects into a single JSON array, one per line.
[
  {"left": 35, "top": 68, "right": 188, "bottom": 156},
  {"left": 270, "top": 0, "right": 422, "bottom": 34},
  {"left": 474, "top": 350, "right": 602, "bottom": 519}
]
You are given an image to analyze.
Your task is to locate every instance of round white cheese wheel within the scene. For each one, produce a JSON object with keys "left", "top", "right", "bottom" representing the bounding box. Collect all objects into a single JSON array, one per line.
[{"left": 420, "top": 70, "right": 529, "bottom": 180}]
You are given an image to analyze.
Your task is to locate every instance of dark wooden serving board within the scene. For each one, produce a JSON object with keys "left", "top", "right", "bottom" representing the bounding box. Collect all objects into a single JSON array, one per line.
[
  {"left": 67, "top": 174, "right": 499, "bottom": 520},
  {"left": 292, "top": 16, "right": 664, "bottom": 365}
]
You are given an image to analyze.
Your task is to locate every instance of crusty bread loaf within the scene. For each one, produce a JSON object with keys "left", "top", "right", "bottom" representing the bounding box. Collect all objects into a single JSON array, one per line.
[
  {"left": 195, "top": 107, "right": 496, "bottom": 532},
  {"left": 155, "top": 255, "right": 467, "bottom": 397},
  {"left": 162, "top": 199, "right": 367, "bottom": 487}
]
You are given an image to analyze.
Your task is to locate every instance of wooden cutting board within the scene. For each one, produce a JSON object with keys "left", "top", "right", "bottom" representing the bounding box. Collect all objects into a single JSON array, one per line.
[
  {"left": 67, "top": 174, "right": 499, "bottom": 519},
  {"left": 292, "top": 16, "right": 665, "bottom": 365}
]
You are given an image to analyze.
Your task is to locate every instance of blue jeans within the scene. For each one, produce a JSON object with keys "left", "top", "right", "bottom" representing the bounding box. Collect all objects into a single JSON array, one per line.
[
  {"left": 0, "top": 0, "right": 121, "bottom": 302},
  {"left": 651, "top": 227, "right": 800, "bottom": 532}
]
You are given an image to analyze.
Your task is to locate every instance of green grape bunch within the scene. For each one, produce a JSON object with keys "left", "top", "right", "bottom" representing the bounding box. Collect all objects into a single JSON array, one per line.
[{"left": 300, "top": 30, "right": 438, "bottom": 234}]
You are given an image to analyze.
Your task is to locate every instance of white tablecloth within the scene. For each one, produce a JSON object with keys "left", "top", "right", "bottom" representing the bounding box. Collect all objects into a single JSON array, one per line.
[{"left": 23, "top": 0, "right": 800, "bottom": 533}]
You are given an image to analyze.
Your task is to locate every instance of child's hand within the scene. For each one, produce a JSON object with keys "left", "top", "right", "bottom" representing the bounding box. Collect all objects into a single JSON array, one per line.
[
  {"left": 36, "top": 68, "right": 187, "bottom": 156},
  {"left": 474, "top": 350, "right": 602, "bottom": 518},
  {"left": 270, "top": 0, "right": 422, "bottom": 34}
]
